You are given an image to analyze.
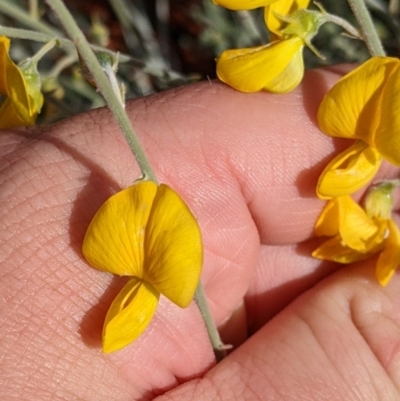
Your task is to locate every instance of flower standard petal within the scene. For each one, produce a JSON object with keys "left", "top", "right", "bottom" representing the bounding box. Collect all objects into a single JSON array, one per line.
[
  {"left": 375, "top": 219, "right": 400, "bottom": 286},
  {"left": 265, "top": 0, "right": 311, "bottom": 35},
  {"left": 102, "top": 278, "right": 159, "bottom": 353},
  {"left": 82, "top": 181, "right": 158, "bottom": 277},
  {"left": 144, "top": 184, "right": 202, "bottom": 308},
  {"left": 212, "top": 0, "right": 279, "bottom": 10},
  {"left": 317, "top": 57, "right": 398, "bottom": 141},
  {"left": 374, "top": 61, "right": 400, "bottom": 165},
  {"left": 216, "top": 37, "right": 304, "bottom": 93},
  {"left": 316, "top": 141, "right": 382, "bottom": 199}
]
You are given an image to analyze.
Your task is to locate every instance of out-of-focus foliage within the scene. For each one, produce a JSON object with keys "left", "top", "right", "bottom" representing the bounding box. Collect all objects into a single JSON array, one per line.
[{"left": 0, "top": 0, "right": 399, "bottom": 123}]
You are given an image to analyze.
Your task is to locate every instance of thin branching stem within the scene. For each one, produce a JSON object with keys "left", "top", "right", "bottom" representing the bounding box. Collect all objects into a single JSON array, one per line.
[
  {"left": 347, "top": 0, "right": 385, "bottom": 56},
  {"left": 45, "top": 0, "right": 158, "bottom": 182}
]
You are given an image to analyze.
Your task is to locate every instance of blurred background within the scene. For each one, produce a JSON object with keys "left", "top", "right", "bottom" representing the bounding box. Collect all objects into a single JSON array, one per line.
[{"left": 1, "top": 0, "right": 399, "bottom": 122}]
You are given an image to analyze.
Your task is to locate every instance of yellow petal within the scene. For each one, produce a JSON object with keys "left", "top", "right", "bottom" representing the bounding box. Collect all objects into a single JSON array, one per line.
[
  {"left": 0, "top": 36, "right": 34, "bottom": 128},
  {"left": 315, "top": 195, "right": 386, "bottom": 253},
  {"left": 312, "top": 236, "right": 371, "bottom": 264},
  {"left": 102, "top": 278, "right": 159, "bottom": 353},
  {"left": 375, "top": 219, "right": 400, "bottom": 286},
  {"left": 374, "top": 61, "right": 400, "bottom": 165},
  {"left": 317, "top": 57, "right": 398, "bottom": 141},
  {"left": 316, "top": 141, "right": 382, "bottom": 199},
  {"left": 144, "top": 184, "right": 202, "bottom": 308},
  {"left": 216, "top": 37, "right": 304, "bottom": 93},
  {"left": 212, "top": 0, "right": 278, "bottom": 10},
  {"left": 82, "top": 181, "right": 158, "bottom": 277},
  {"left": 337, "top": 197, "right": 386, "bottom": 253},
  {"left": 314, "top": 197, "right": 340, "bottom": 237},
  {"left": 265, "top": 0, "right": 311, "bottom": 35}
]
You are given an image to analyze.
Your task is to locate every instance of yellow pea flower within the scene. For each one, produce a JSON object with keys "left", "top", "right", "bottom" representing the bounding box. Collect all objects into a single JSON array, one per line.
[
  {"left": 216, "top": 3, "right": 324, "bottom": 93},
  {"left": 212, "top": 0, "right": 310, "bottom": 35},
  {"left": 313, "top": 190, "right": 400, "bottom": 286},
  {"left": 0, "top": 36, "right": 43, "bottom": 129},
  {"left": 216, "top": 36, "right": 304, "bottom": 93},
  {"left": 82, "top": 181, "right": 203, "bottom": 353},
  {"left": 317, "top": 57, "right": 400, "bottom": 199}
]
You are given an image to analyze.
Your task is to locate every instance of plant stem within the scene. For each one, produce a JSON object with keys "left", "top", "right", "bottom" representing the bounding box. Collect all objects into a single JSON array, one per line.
[
  {"left": 44, "top": 0, "right": 158, "bottom": 182},
  {"left": 347, "top": 0, "right": 385, "bottom": 56},
  {"left": 0, "top": 0, "right": 61, "bottom": 37},
  {"left": 29, "top": 38, "right": 57, "bottom": 64},
  {"left": 194, "top": 283, "right": 227, "bottom": 362}
]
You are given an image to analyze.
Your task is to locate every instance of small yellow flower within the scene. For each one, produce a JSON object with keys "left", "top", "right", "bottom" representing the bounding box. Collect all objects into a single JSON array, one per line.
[
  {"left": 215, "top": 2, "right": 323, "bottom": 93},
  {"left": 312, "top": 194, "right": 400, "bottom": 286},
  {"left": 82, "top": 181, "right": 203, "bottom": 353},
  {"left": 212, "top": 0, "right": 310, "bottom": 35},
  {"left": 0, "top": 36, "right": 43, "bottom": 129},
  {"left": 317, "top": 57, "right": 400, "bottom": 199},
  {"left": 216, "top": 36, "right": 304, "bottom": 93}
]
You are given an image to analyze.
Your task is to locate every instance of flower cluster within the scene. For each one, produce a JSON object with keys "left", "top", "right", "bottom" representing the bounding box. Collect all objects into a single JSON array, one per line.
[
  {"left": 213, "top": 0, "right": 325, "bottom": 93},
  {"left": 82, "top": 181, "right": 203, "bottom": 353},
  {"left": 313, "top": 57, "right": 400, "bottom": 286},
  {"left": 0, "top": 36, "right": 43, "bottom": 129}
]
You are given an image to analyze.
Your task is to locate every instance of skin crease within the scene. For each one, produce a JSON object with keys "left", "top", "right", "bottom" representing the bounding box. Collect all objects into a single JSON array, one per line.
[{"left": 1, "top": 66, "right": 400, "bottom": 401}]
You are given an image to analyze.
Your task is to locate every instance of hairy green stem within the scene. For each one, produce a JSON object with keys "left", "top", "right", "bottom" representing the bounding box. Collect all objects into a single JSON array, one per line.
[
  {"left": 347, "top": 0, "right": 385, "bottom": 56},
  {"left": 194, "top": 284, "right": 227, "bottom": 362},
  {"left": 44, "top": 0, "right": 158, "bottom": 182}
]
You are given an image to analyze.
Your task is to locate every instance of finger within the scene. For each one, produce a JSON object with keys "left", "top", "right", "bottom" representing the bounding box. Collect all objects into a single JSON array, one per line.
[{"left": 155, "top": 261, "right": 400, "bottom": 401}]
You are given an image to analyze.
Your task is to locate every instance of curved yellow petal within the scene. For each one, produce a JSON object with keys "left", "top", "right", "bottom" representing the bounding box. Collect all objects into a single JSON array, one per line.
[
  {"left": 376, "top": 219, "right": 400, "bottom": 286},
  {"left": 102, "top": 278, "right": 159, "bottom": 353},
  {"left": 82, "top": 181, "right": 158, "bottom": 277},
  {"left": 317, "top": 57, "right": 398, "bottom": 141},
  {"left": 315, "top": 196, "right": 386, "bottom": 253},
  {"left": 212, "top": 0, "right": 278, "bottom": 10},
  {"left": 314, "top": 197, "right": 340, "bottom": 237},
  {"left": 316, "top": 141, "right": 382, "bottom": 199},
  {"left": 265, "top": 0, "right": 311, "bottom": 35},
  {"left": 216, "top": 37, "right": 304, "bottom": 93},
  {"left": 0, "top": 36, "right": 34, "bottom": 128},
  {"left": 144, "top": 184, "right": 202, "bottom": 308},
  {"left": 312, "top": 236, "right": 370, "bottom": 264},
  {"left": 374, "top": 62, "right": 400, "bottom": 165},
  {"left": 337, "top": 197, "right": 386, "bottom": 253}
]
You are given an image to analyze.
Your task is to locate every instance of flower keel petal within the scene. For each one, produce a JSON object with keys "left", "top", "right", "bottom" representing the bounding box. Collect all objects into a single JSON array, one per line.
[
  {"left": 317, "top": 141, "right": 382, "bottom": 199},
  {"left": 102, "top": 278, "right": 159, "bottom": 353}
]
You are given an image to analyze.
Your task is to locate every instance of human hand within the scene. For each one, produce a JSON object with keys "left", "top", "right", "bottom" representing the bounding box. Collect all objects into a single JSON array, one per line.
[{"left": 2, "top": 66, "right": 400, "bottom": 400}]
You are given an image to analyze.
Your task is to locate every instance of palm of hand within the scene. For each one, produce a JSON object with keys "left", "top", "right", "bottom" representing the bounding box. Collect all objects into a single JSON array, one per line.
[{"left": 1, "top": 68, "right": 400, "bottom": 401}]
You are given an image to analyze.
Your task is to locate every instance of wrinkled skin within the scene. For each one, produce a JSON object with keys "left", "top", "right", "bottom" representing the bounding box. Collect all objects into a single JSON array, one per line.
[{"left": 1, "top": 67, "right": 400, "bottom": 401}]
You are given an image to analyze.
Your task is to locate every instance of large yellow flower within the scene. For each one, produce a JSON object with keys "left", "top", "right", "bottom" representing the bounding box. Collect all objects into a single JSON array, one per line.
[
  {"left": 317, "top": 57, "right": 400, "bottom": 199},
  {"left": 82, "top": 181, "right": 203, "bottom": 353},
  {"left": 0, "top": 36, "right": 43, "bottom": 129},
  {"left": 312, "top": 195, "right": 400, "bottom": 286}
]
